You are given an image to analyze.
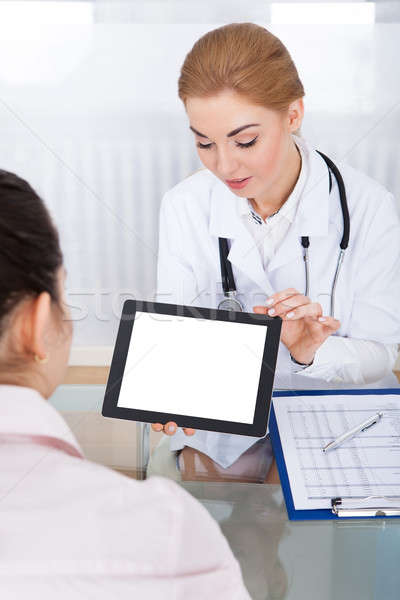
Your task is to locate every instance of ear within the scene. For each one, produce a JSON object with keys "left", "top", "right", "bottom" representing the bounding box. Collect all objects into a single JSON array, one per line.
[
  {"left": 20, "top": 292, "right": 52, "bottom": 361},
  {"left": 287, "top": 98, "right": 304, "bottom": 133}
]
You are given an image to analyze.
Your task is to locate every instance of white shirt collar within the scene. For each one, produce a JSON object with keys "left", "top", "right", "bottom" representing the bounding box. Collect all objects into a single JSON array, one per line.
[{"left": 0, "top": 384, "right": 82, "bottom": 455}]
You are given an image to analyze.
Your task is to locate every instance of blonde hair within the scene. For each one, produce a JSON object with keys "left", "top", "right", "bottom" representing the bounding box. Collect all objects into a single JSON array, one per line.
[{"left": 178, "top": 23, "right": 304, "bottom": 113}]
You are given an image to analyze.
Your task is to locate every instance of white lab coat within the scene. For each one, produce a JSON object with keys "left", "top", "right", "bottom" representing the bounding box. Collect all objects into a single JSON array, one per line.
[{"left": 156, "top": 135, "right": 400, "bottom": 467}]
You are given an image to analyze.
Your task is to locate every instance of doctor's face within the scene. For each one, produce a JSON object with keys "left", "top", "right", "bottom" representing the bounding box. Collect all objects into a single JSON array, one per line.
[{"left": 186, "top": 89, "right": 303, "bottom": 200}]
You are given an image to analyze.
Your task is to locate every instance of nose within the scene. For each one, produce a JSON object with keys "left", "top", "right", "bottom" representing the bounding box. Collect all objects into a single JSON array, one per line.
[{"left": 215, "top": 147, "right": 240, "bottom": 179}]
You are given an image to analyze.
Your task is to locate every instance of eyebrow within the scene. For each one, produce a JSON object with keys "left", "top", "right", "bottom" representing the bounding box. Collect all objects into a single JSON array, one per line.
[{"left": 189, "top": 123, "right": 260, "bottom": 139}]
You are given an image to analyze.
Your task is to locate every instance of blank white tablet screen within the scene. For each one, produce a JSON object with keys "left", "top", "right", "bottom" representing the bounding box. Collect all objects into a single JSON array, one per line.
[{"left": 117, "top": 311, "right": 268, "bottom": 423}]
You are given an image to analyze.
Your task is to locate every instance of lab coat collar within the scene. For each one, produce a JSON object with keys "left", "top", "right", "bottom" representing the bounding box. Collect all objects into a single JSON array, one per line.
[
  {"left": 0, "top": 384, "right": 83, "bottom": 456},
  {"left": 209, "top": 176, "right": 242, "bottom": 240},
  {"left": 294, "top": 137, "right": 331, "bottom": 237}
]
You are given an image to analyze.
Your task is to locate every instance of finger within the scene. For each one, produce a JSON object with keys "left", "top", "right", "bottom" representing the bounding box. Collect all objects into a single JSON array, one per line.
[
  {"left": 152, "top": 423, "right": 163, "bottom": 433},
  {"left": 253, "top": 305, "right": 270, "bottom": 315},
  {"left": 267, "top": 294, "right": 311, "bottom": 317},
  {"left": 317, "top": 316, "right": 341, "bottom": 332},
  {"left": 265, "top": 288, "right": 300, "bottom": 307},
  {"left": 279, "top": 302, "right": 323, "bottom": 320},
  {"left": 163, "top": 421, "right": 178, "bottom": 436},
  {"left": 253, "top": 305, "right": 283, "bottom": 318},
  {"left": 183, "top": 428, "right": 196, "bottom": 436}
]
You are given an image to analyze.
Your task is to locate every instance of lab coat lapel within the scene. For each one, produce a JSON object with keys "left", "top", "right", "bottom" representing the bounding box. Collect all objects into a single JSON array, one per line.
[
  {"left": 268, "top": 147, "right": 332, "bottom": 272},
  {"left": 228, "top": 228, "right": 274, "bottom": 294},
  {"left": 296, "top": 147, "right": 331, "bottom": 236},
  {"left": 209, "top": 178, "right": 274, "bottom": 294},
  {"left": 267, "top": 223, "right": 302, "bottom": 272}
]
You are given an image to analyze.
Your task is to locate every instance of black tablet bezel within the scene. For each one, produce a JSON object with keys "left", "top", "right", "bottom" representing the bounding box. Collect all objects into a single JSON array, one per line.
[{"left": 102, "top": 300, "right": 282, "bottom": 437}]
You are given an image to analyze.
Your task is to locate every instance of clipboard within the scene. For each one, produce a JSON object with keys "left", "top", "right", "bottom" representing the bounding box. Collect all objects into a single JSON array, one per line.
[{"left": 269, "top": 388, "right": 400, "bottom": 520}]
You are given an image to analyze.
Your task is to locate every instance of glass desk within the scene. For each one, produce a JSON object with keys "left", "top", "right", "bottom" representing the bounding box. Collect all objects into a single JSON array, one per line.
[
  {"left": 50, "top": 383, "right": 400, "bottom": 600},
  {"left": 180, "top": 481, "right": 400, "bottom": 600}
]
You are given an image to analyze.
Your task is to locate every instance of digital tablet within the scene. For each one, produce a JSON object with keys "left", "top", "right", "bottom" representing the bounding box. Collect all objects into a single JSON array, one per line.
[{"left": 102, "top": 300, "right": 282, "bottom": 437}]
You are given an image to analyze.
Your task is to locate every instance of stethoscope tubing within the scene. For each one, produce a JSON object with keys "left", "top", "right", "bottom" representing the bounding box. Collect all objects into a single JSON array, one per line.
[{"left": 315, "top": 151, "right": 350, "bottom": 250}]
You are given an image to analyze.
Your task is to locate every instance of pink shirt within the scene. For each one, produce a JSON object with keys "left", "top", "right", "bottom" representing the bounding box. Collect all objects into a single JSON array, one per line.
[{"left": 0, "top": 385, "right": 249, "bottom": 599}]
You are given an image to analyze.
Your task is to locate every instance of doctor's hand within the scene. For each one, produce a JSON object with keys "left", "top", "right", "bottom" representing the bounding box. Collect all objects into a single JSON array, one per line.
[
  {"left": 151, "top": 422, "right": 196, "bottom": 436},
  {"left": 253, "top": 288, "right": 340, "bottom": 366}
]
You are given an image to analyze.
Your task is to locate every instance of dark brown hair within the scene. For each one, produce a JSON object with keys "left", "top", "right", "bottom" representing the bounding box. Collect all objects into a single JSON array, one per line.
[
  {"left": 0, "top": 170, "right": 63, "bottom": 339},
  {"left": 178, "top": 23, "right": 304, "bottom": 111}
]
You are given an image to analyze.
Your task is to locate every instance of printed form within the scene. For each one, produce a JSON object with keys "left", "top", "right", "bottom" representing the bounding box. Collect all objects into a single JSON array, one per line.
[{"left": 273, "top": 394, "right": 400, "bottom": 510}]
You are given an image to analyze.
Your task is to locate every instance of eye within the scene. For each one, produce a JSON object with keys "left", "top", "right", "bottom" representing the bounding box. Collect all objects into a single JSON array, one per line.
[
  {"left": 236, "top": 136, "right": 258, "bottom": 149},
  {"left": 196, "top": 141, "right": 213, "bottom": 150}
]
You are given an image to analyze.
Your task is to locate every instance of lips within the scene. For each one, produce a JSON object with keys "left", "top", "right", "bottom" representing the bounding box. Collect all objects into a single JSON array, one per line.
[{"left": 226, "top": 176, "right": 252, "bottom": 190}]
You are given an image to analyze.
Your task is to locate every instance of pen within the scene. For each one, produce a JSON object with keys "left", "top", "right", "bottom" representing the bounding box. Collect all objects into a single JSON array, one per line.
[{"left": 322, "top": 412, "right": 383, "bottom": 453}]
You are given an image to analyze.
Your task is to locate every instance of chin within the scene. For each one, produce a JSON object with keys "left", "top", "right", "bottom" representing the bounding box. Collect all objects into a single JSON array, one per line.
[{"left": 237, "top": 183, "right": 259, "bottom": 198}]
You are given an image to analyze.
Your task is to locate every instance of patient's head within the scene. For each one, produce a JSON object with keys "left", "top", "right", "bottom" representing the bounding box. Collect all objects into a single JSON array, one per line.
[{"left": 0, "top": 170, "right": 72, "bottom": 398}]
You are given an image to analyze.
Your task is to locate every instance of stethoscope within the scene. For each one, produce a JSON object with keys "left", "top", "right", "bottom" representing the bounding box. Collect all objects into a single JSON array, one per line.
[{"left": 217, "top": 151, "right": 350, "bottom": 317}]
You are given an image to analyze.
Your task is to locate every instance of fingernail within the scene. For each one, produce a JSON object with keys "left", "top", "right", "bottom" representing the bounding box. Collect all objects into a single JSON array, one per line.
[
  {"left": 286, "top": 311, "right": 294, "bottom": 319},
  {"left": 319, "top": 317, "right": 327, "bottom": 322},
  {"left": 168, "top": 425, "right": 175, "bottom": 432},
  {"left": 266, "top": 298, "right": 274, "bottom": 306},
  {"left": 268, "top": 308, "right": 275, "bottom": 316}
]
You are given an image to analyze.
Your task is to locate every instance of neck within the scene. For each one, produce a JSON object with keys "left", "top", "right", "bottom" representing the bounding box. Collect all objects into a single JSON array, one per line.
[
  {"left": 249, "top": 140, "right": 301, "bottom": 221},
  {"left": 0, "top": 368, "right": 49, "bottom": 399}
]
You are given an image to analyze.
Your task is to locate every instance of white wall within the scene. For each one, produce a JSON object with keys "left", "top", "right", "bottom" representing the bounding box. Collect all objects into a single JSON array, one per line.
[{"left": 0, "top": 4, "right": 399, "bottom": 356}]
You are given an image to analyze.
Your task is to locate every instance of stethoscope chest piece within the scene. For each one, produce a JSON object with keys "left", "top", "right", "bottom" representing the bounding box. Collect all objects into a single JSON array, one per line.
[{"left": 217, "top": 291, "right": 244, "bottom": 312}]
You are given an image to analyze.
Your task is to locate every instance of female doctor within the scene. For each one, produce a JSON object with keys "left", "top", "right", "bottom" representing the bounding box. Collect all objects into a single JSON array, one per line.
[{"left": 148, "top": 23, "right": 400, "bottom": 482}]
